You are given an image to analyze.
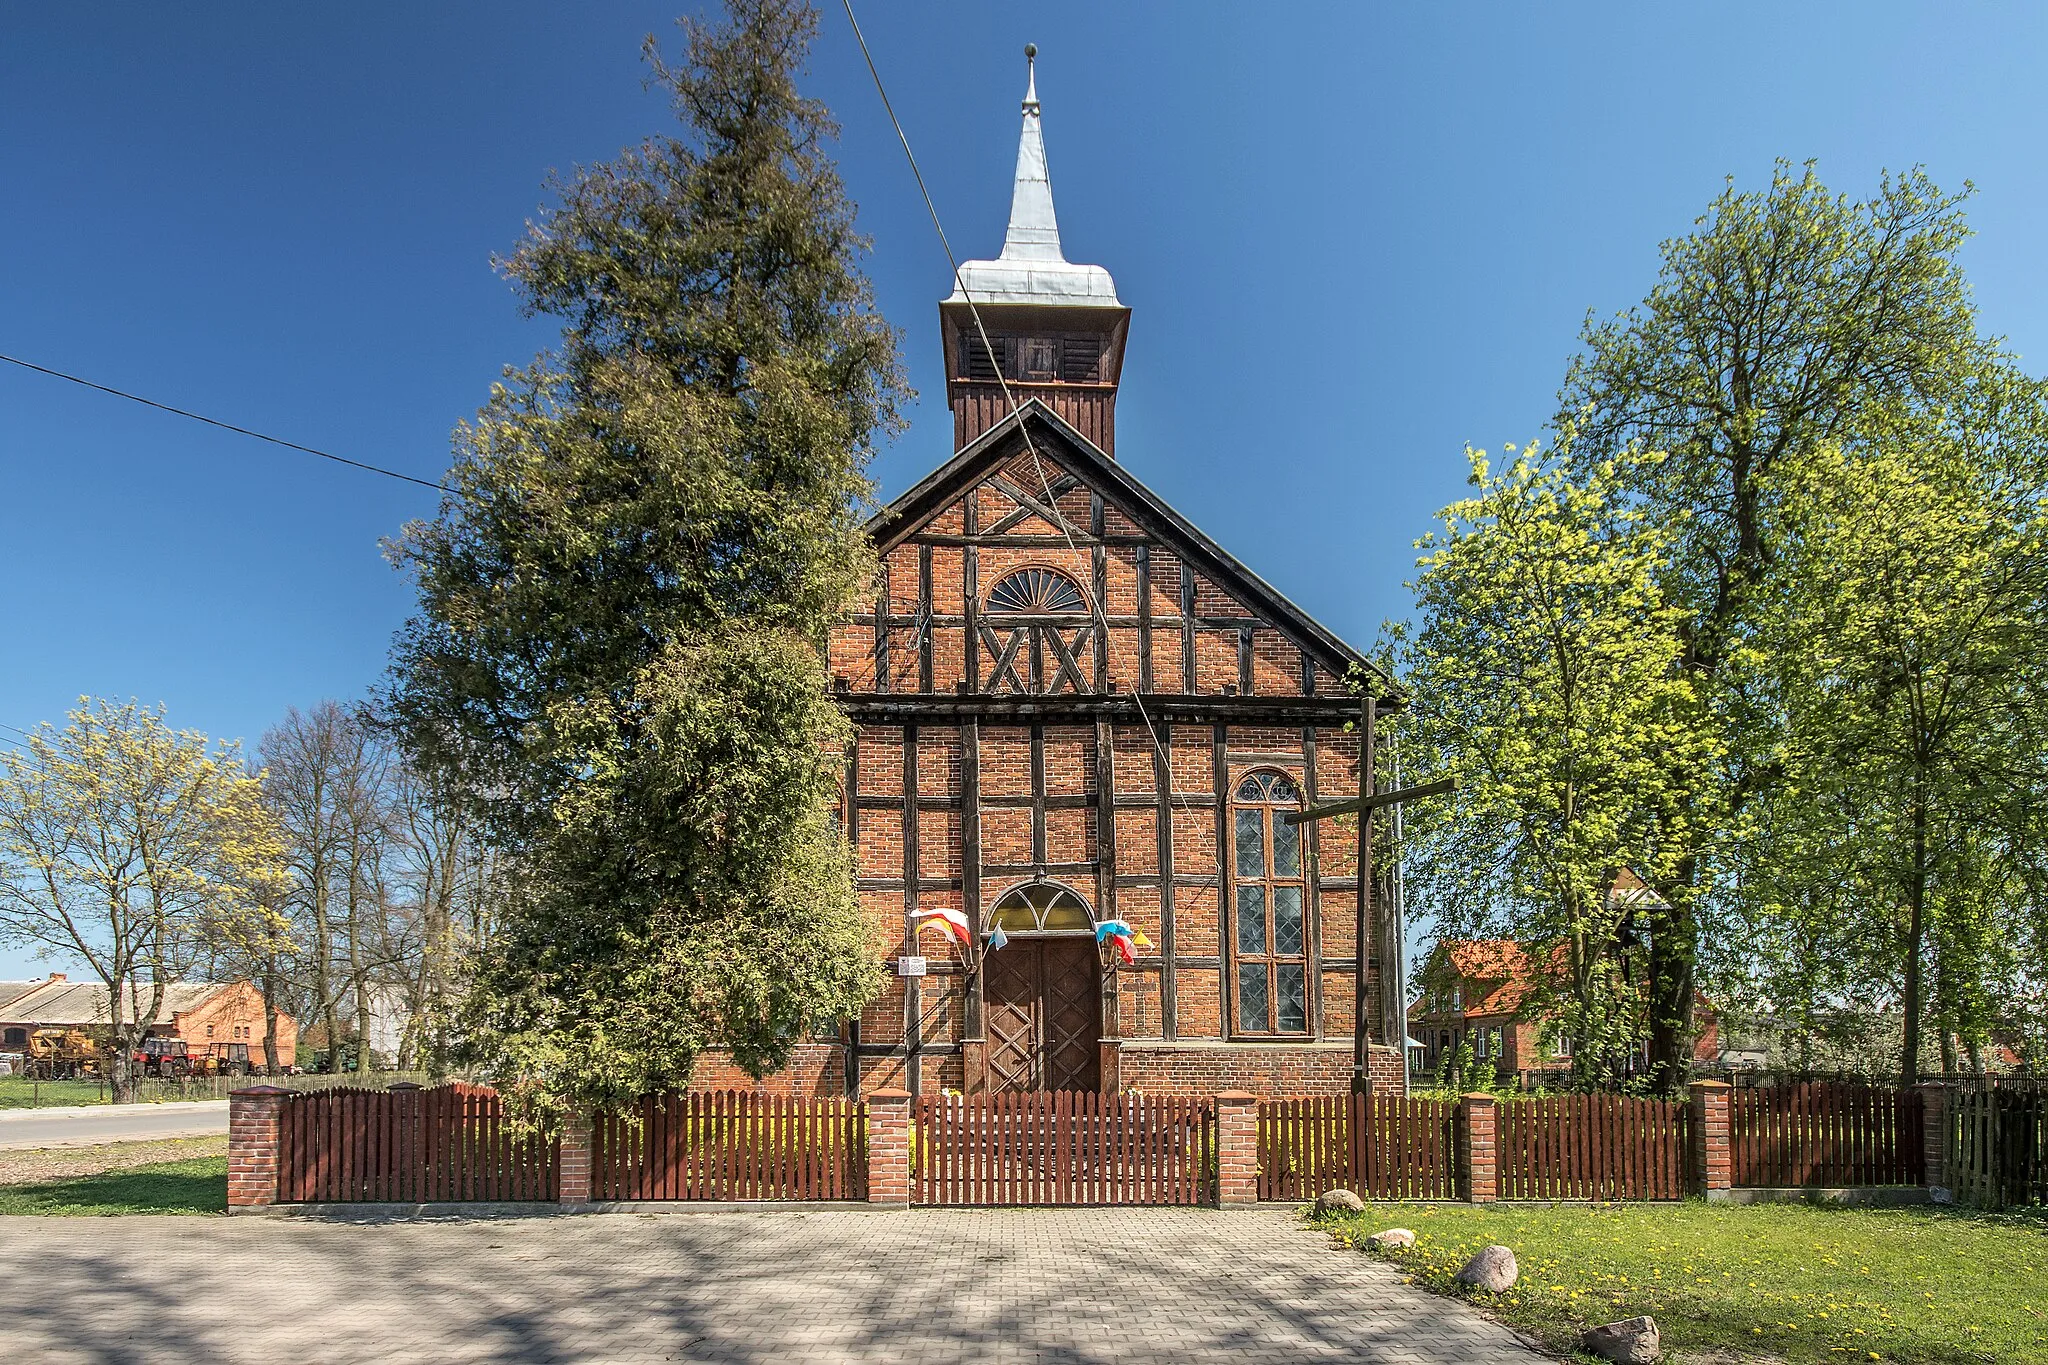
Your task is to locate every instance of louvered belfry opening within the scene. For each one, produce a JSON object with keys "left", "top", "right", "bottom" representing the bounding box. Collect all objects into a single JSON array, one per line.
[{"left": 943, "top": 303, "right": 1130, "bottom": 456}]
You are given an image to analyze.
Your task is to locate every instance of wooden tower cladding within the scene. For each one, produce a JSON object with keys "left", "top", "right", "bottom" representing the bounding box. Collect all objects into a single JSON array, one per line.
[{"left": 941, "top": 302, "right": 1130, "bottom": 456}]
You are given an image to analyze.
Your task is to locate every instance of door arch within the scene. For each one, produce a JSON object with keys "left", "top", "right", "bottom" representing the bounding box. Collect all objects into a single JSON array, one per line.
[{"left": 982, "top": 882, "right": 1102, "bottom": 1092}]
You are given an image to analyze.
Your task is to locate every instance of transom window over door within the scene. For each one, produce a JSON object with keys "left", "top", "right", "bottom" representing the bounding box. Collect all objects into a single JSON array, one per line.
[{"left": 1232, "top": 770, "right": 1309, "bottom": 1035}]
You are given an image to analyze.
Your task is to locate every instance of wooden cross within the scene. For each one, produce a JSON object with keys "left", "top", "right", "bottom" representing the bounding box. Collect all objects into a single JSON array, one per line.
[{"left": 1286, "top": 696, "right": 1454, "bottom": 1094}]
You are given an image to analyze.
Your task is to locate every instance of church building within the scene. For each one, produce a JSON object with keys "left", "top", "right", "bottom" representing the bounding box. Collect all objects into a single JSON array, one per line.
[{"left": 701, "top": 56, "right": 1409, "bottom": 1100}]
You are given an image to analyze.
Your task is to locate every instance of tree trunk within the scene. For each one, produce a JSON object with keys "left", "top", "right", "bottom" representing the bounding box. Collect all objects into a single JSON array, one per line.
[
  {"left": 1646, "top": 859, "right": 1698, "bottom": 1096},
  {"left": 1900, "top": 784, "right": 1928, "bottom": 1087},
  {"left": 261, "top": 966, "right": 284, "bottom": 1076}
]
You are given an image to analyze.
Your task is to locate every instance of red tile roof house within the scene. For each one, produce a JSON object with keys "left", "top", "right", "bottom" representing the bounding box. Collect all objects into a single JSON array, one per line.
[
  {"left": 0, "top": 974, "right": 296, "bottom": 1070},
  {"left": 1408, "top": 923, "right": 1721, "bottom": 1088}
]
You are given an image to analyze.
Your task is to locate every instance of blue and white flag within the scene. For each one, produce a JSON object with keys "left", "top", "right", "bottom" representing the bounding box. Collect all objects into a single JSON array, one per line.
[
  {"left": 1094, "top": 919, "right": 1133, "bottom": 943},
  {"left": 986, "top": 924, "right": 1010, "bottom": 952}
]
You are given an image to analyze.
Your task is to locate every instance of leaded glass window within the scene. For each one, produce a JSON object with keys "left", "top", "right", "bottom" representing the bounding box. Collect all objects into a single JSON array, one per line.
[
  {"left": 989, "top": 881, "right": 1095, "bottom": 934},
  {"left": 1230, "top": 770, "right": 1309, "bottom": 1035}
]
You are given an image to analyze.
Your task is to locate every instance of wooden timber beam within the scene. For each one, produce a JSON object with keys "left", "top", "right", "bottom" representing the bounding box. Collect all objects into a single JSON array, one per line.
[
  {"left": 838, "top": 693, "right": 1365, "bottom": 726},
  {"left": 1282, "top": 777, "right": 1455, "bottom": 826}
]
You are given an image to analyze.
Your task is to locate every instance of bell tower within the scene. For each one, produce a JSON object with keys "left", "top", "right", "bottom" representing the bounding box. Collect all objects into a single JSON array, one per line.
[{"left": 941, "top": 46, "right": 1131, "bottom": 456}]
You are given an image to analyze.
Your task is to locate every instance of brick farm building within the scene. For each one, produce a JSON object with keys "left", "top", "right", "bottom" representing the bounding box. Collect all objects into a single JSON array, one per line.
[{"left": 696, "top": 59, "right": 1407, "bottom": 1101}]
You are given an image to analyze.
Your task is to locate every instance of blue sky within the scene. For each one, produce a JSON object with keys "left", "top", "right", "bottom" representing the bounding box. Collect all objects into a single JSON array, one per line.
[{"left": 4, "top": 4, "right": 2047, "bottom": 978}]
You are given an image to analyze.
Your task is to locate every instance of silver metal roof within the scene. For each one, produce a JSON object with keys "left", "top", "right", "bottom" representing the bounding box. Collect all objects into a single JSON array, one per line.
[{"left": 946, "top": 50, "right": 1122, "bottom": 309}]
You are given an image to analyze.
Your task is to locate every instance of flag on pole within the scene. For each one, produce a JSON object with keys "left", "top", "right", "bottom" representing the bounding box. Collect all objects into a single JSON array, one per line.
[
  {"left": 986, "top": 924, "right": 1010, "bottom": 952},
  {"left": 915, "top": 907, "right": 971, "bottom": 944},
  {"left": 1095, "top": 918, "right": 1141, "bottom": 966}
]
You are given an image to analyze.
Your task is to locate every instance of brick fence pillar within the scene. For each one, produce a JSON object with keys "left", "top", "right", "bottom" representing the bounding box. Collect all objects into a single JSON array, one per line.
[
  {"left": 1457, "top": 1093, "right": 1497, "bottom": 1203},
  {"left": 558, "top": 1111, "right": 592, "bottom": 1205},
  {"left": 1917, "top": 1082, "right": 1950, "bottom": 1194},
  {"left": 1690, "top": 1078, "right": 1732, "bottom": 1198},
  {"left": 227, "top": 1085, "right": 290, "bottom": 1208},
  {"left": 1215, "top": 1091, "right": 1260, "bottom": 1206},
  {"left": 867, "top": 1089, "right": 912, "bottom": 1207}
]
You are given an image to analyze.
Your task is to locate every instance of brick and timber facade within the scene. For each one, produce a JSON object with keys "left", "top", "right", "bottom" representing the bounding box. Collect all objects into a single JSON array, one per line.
[{"left": 721, "top": 58, "right": 1406, "bottom": 1104}]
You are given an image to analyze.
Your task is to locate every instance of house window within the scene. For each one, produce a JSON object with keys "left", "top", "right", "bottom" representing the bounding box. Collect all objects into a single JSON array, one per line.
[
  {"left": 1474, "top": 1028, "right": 1489, "bottom": 1060},
  {"left": 1231, "top": 770, "right": 1308, "bottom": 1035},
  {"left": 205, "top": 1025, "right": 215, "bottom": 1039}
]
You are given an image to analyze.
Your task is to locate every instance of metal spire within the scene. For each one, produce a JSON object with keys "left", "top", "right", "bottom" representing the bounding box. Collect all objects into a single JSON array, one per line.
[
  {"left": 999, "top": 43, "right": 1061, "bottom": 263},
  {"left": 946, "top": 45, "right": 1122, "bottom": 307}
]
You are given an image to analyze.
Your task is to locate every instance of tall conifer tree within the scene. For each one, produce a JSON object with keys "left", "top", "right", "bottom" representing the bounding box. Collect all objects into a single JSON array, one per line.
[{"left": 385, "top": 0, "right": 905, "bottom": 1113}]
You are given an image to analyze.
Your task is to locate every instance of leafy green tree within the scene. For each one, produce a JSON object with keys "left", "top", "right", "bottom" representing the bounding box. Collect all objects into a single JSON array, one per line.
[
  {"left": 1396, "top": 445, "right": 1720, "bottom": 1089},
  {"left": 1747, "top": 427, "right": 2048, "bottom": 1081},
  {"left": 0, "top": 700, "right": 287, "bottom": 1101},
  {"left": 384, "top": 0, "right": 905, "bottom": 1117},
  {"left": 1558, "top": 162, "right": 2015, "bottom": 1088}
]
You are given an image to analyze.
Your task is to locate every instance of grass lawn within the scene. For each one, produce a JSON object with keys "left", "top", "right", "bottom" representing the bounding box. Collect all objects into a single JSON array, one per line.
[
  {"left": 1319, "top": 1200, "right": 2048, "bottom": 1365},
  {"left": 0, "top": 1156, "right": 227, "bottom": 1215},
  {"left": 0, "top": 1076, "right": 113, "bottom": 1108}
]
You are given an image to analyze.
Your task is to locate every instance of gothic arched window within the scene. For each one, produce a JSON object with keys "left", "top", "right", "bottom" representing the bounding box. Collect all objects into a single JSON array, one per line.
[
  {"left": 1231, "top": 769, "right": 1309, "bottom": 1035},
  {"left": 987, "top": 567, "right": 1085, "bottom": 615}
]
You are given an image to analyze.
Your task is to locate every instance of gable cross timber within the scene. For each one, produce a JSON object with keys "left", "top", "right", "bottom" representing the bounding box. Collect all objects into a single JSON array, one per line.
[{"left": 986, "top": 474, "right": 1092, "bottom": 541}]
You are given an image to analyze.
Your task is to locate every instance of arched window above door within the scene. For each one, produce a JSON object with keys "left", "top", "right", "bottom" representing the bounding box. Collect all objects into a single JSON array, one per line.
[{"left": 988, "top": 881, "right": 1095, "bottom": 935}]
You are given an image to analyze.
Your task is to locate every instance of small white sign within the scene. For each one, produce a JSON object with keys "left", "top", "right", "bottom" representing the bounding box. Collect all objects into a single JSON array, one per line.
[{"left": 895, "top": 955, "right": 928, "bottom": 978}]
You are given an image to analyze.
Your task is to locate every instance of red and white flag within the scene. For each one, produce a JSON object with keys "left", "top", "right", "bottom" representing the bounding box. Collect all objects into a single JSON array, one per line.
[{"left": 915, "top": 907, "right": 971, "bottom": 944}]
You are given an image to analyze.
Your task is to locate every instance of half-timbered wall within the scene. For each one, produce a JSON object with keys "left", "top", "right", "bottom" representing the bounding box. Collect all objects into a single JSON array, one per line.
[{"left": 805, "top": 433, "right": 1404, "bottom": 1099}]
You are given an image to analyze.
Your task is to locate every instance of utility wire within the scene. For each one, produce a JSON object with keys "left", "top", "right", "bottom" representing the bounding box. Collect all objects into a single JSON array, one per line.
[
  {"left": 0, "top": 352, "right": 448, "bottom": 492},
  {"left": 840, "top": 4, "right": 1205, "bottom": 905}
]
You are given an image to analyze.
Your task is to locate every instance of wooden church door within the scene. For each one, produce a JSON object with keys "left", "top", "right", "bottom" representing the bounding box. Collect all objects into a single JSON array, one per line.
[{"left": 983, "top": 938, "right": 1101, "bottom": 1092}]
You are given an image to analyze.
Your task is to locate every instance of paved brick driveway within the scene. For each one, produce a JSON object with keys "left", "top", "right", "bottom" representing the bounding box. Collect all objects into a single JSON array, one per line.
[{"left": 0, "top": 1207, "right": 1545, "bottom": 1364}]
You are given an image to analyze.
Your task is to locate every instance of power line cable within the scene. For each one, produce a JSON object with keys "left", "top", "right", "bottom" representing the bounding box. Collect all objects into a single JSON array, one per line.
[{"left": 0, "top": 352, "right": 449, "bottom": 492}]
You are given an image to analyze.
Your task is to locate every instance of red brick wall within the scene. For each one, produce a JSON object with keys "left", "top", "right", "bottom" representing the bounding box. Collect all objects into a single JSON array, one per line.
[
  {"left": 175, "top": 982, "right": 297, "bottom": 1069},
  {"left": 687, "top": 1044, "right": 846, "bottom": 1097},
  {"left": 1117, "top": 1043, "right": 1406, "bottom": 1098}
]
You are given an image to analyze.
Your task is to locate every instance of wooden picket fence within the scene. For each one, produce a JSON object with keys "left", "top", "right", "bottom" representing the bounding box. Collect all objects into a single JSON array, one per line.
[
  {"left": 1258, "top": 1094, "right": 1459, "bottom": 1201},
  {"left": 1949, "top": 1087, "right": 2047, "bottom": 1210},
  {"left": 1496, "top": 1094, "right": 1689, "bottom": 1200},
  {"left": 589, "top": 1091, "right": 866, "bottom": 1201},
  {"left": 913, "top": 1091, "right": 1211, "bottom": 1206},
  {"left": 1729, "top": 1082, "right": 1924, "bottom": 1187},
  {"left": 276, "top": 1082, "right": 558, "bottom": 1203}
]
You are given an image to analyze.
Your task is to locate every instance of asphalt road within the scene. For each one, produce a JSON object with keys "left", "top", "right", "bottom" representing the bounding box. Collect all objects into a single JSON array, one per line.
[{"left": 0, "top": 1100, "right": 227, "bottom": 1149}]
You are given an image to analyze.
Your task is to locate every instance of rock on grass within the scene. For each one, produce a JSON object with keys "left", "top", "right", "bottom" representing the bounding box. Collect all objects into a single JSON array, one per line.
[
  {"left": 1314, "top": 1188, "right": 1365, "bottom": 1215},
  {"left": 1455, "top": 1244, "right": 1518, "bottom": 1292},
  {"left": 1581, "top": 1316, "right": 1660, "bottom": 1363}
]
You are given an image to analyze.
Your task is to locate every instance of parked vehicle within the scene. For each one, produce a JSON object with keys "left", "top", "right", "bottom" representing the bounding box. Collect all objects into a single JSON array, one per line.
[
  {"left": 137, "top": 1037, "right": 256, "bottom": 1078},
  {"left": 26, "top": 1028, "right": 102, "bottom": 1080},
  {"left": 201, "top": 1042, "right": 252, "bottom": 1076}
]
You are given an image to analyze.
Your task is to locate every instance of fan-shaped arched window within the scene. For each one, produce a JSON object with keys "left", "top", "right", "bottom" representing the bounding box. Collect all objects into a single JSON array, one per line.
[
  {"left": 1232, "top": 769, "right": 1309, "bottom": 1035},
  {"left": 988, "top": 881, "right": 1095, "bottom": 935},
  {"left": 987, "top": 567, "right": 1085, "bottom": 615}
]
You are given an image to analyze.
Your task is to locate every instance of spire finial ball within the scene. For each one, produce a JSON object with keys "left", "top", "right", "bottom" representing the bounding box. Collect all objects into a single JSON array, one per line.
[{"left": 1025, "top": 43, "right": 1037, "bottom": 60}]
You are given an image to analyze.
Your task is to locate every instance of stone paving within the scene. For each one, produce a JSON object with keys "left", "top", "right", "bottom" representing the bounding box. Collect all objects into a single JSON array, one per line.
[{"left": 0, "top": 1206, "right": 1546, "bottom": 1364}]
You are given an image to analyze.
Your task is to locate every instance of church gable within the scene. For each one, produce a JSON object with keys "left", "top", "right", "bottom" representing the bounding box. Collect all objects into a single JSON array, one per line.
[{"left": 831, "top": 407, "right": 1366, "bottom": 703}]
